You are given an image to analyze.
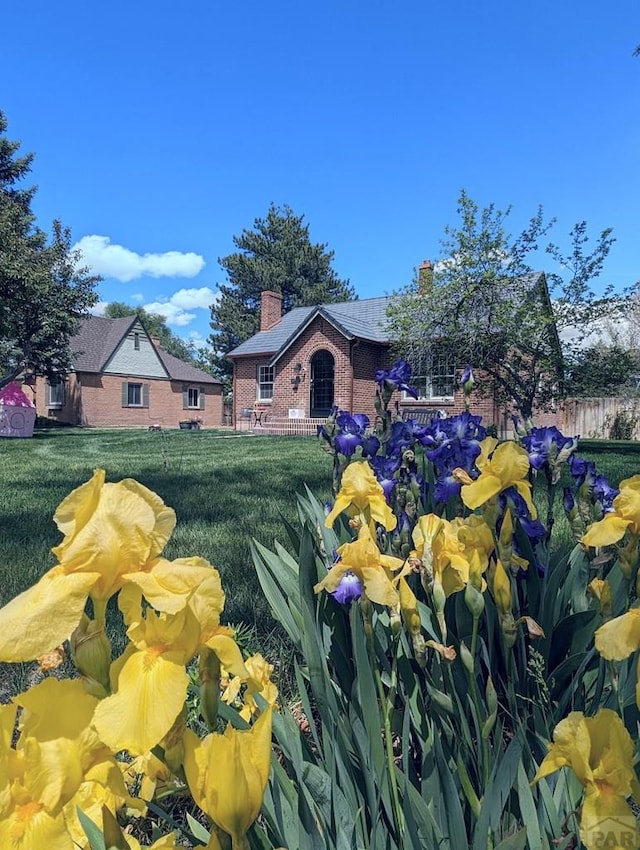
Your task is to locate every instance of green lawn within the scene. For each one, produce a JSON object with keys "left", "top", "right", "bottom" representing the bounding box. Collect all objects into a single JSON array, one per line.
[
  {"left": 1, "top": 426, "right": 638, "bottom": 697},
  {"left": 0, "top": 427, "right": 331, "bottom": 631}
]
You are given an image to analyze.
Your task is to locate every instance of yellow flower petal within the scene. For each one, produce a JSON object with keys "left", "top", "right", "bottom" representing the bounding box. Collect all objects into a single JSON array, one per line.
[
  {"left": 583, "top": 514, "right": 633, "bottom": 548},
  {"left": 0, "top": 803, "right": 75, "bottom": 850},
  {"left": 0, "top": 568, "right": 99, "bottom": 662},
  {"left": 124, "top": 557, "right": 219, "bottom": 614},
  {"left": 184, "top": 708, "right": 273, "bottom": 845},
  {"left": 16, "top": 678, "right": 99, "bottom": 742},
  {"left": 461, "top": 473, "right": 503, "bottom": 510},
  {"left": 205, "top": 635, "right": 249, "bottom": 680},
  {"left": 580, "top": 785, "right": 640, "bottom": 850},
  {"left": 52, "top": 470, "right": 176, "bottom": 602},
  {"left": 595, "top": 609, "right": 640, "bottom": 661},
  {"left": 325, "top": 462, "right": 396, "bottom": 531},
  {"left": 93, "top": 650, "right": 189, "bottom": 755}
]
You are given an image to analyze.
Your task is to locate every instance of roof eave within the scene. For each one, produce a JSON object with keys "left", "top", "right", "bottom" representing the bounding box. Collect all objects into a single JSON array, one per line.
[{"left": 269, "top": 307, "right": 355, "bottom": 366}]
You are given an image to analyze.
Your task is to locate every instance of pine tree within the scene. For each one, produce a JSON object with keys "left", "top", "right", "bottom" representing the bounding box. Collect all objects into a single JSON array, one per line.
[{"left": 208, "top": 203, "right": 354, "bottom": 383}]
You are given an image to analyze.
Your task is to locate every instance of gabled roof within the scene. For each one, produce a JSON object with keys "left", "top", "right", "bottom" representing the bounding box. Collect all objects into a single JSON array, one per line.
[
  {"left": 70, "top": 315, "right": 221, "bottom": 384},
  {"left": 71, "top": 315, "right": 137, "bottom": 372},
  {"left": 226, "top": 274, "right": 554, "bottom": 364},
  {"left": 227, "top": 296, "right": 392, "bottom": 362}
]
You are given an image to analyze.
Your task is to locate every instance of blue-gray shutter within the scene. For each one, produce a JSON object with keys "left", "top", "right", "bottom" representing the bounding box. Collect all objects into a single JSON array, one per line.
[
  {"left": 182, "top": 388, "right": 189, "bottom": 409},
  {"left": 142, "top": 384, "right": 149, "bottom": 408},
  {"left": 199, "top": 387, "right": 205, "bottom": 410},
  {"left": 121, "top": 382, "right": 128, "bottom": 407}
]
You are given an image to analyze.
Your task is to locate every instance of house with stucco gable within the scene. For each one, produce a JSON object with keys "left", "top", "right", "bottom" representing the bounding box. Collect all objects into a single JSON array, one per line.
[{"left": 27, "top": 315, "right": 223, "bottom": 428}]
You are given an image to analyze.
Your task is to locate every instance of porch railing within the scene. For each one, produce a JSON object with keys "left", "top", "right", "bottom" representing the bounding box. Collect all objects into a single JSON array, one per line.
[{"left": 236, "top": 415, "right": 326, "bottom": 436}]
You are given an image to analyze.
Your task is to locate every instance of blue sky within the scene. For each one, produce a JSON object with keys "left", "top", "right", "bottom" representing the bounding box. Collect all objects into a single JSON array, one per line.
[{"left": 4, "top": 1, "right": 639, "bottom": 347}]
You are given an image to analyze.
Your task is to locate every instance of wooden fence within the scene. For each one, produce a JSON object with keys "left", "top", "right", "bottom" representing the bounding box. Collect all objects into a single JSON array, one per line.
[{"left": 559, "top": 397, "right": 640, "bottom": 440}]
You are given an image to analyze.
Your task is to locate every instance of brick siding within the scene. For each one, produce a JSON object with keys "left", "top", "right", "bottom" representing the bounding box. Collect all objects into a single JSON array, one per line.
[
  {"left": 31, "top": 373, "right": 223, "bottom": 428},
  {"left": 231, "top": 312, "right": 566, "bottom": 436}
]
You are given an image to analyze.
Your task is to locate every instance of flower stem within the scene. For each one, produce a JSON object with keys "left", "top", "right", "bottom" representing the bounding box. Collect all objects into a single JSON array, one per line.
[{"left": 363, "top": 603, "right": 404, "bottom": 838}]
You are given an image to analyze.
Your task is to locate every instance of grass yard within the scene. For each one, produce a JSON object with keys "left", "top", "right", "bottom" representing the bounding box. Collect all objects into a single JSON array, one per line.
[
  {"left": 0, "top": 428, "right": 331, "bottom": 661},
  {"left": 0, "top": 426, "right": 639, "bottom": 697}
]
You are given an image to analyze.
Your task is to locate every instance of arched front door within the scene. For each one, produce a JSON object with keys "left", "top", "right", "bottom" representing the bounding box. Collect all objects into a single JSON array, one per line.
[{"left": 310, "top": 350, "right": 334, "bottom": 417}]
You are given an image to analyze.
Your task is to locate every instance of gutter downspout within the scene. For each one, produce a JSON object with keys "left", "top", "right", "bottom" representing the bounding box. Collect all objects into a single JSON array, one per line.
[{"left": 350, "top": 339, "right": 360, "bottom": 413}]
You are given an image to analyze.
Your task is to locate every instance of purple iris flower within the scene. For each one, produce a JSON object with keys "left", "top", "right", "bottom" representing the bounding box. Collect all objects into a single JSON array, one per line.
[
  {"left": 370, "top": 455, "right": 401, "bottom": 501},
  {"left": 387, "top": 420, "right": 421, "bottom": 455},
  {"left": 460, "top": 364, "right": 475, "bottom": 394},
  {"left": 522, "top": 426, "right": 578, "bottom": 471},
  {"left": 361, "top": 434, "right": 381, "bottom": 458},
  {"left": 334, "top": 413, "right": 364, "bottom": 456},
  {"left": 563, "top": 488, "right": 575, "bottom": 515},
  {"left": 375, "top": 359, "right": 419, "bottom": 399},
  {"left": 426, "top": 429, "right": 482, "bottom": 504},
  {"left": 569, "top": 455, "right": 597, "bottom": 489},
  {"left": 593, "top": 474, "right": 618, "bottom": 513},
  {"left": 331, "top": 571, "right": 363, "bottom": 605}
]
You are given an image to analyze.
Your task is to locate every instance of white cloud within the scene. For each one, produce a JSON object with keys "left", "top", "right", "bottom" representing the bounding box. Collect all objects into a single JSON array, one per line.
[
  {"left": 143, "top": 300, "right": 197, "bottom": 327},
  {"left": 141, "top": 287, "right": 218, "bottom": 328},
  {"left": 90, "top": 301, "right": 109, "bottom": 316},
  {"left": 73, "top": 235, "right": 206, "bottom": 282},
  {"left": 131, "top": 293, "right": 145, "bottom": 303},
  {"left": 167, "top": 287, "right": 218, "bottom": 310}
]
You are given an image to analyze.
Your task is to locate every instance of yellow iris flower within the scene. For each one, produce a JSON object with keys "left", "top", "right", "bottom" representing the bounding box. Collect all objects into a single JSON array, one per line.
[
  {"left": 459, "top": 439, "right": 536, "bottom": 518},
  {"left": 412, "top": 514, "right": 476, "bottom": 597},
  {"left": 92, "top": 584, "right": 201, "bottom": 755},
  {"left": 314, "top": 524, "right": 404, "bottom": 606},
  {"left": 325, "top": 461, "right": 397, "bottom": 532},
  {"left": 183, "top": 706, "right": 273, "bottom": 850},
  {"left": 450, "top": 514, "right": 494, "bottom": 577},
  {"left": 533, "top": 709, "right": 640, "bottom": 850},
  {"left": 0, "top": 679, "right": 131, "bottom": 850},
  {"left": 582, "top": 475, "right": 640, "bottom": 547},
  {"left": 222, "top": 653, "right": 279, "bottom": 722},
  {"left": 0, "top": 469, "right": 176, "bottom": 662}
]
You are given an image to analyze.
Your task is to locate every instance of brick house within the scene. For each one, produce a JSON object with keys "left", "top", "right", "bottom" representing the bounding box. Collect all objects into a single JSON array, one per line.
[
  {"left": 227, "top": 291, "right": 500, "bottom": 431},
  {"left": 27, "top": 315, "right": 223, "bottom": 428}
]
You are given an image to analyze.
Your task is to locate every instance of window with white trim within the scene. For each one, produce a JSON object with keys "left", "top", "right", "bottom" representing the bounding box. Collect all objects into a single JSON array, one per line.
[
  {"left": 407, "top": 355, "right": 456, "bottom": 400},
  {"left": 257, "top": 365, "right": 274, "bottom": 402},
  {"left": 46, "top": 379, "right": 65, "bottom": 408}
]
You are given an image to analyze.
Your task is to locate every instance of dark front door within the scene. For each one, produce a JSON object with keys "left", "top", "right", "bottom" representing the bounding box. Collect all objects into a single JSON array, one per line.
[{"left": 310, "top": 350, "right": 334, "bottom": 417}]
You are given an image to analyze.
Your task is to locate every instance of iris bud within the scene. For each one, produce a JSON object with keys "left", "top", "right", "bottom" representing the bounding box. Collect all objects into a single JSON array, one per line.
[
  {"left": 459, "top": 641, "right": 474, "bottom": 675},
  {"left": 199, "top": 646, "right": 221, "bottom": 732},
  {"left": 464, "top": 581, "right": 485, "bottom": 619},
  {"left": 71, "top": 614, "right": 111, "bottom": 695}
]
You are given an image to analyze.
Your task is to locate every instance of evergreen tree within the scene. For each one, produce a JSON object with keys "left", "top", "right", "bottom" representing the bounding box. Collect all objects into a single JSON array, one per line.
[
  {"left": 0, "top": 111, "right": 99, "bottom": 389},
  {"left": 208, "top": 203, "right": 354, "bottom": 383}
]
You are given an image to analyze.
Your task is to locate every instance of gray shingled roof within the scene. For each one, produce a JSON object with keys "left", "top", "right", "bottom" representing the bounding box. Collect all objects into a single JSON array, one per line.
[
  {"left": 227, "top": 296, "right": 393, "bottom": 360},
  {"left": 155, "top": 348, "right": 221, "bottom": 384},
  {"left": 226, "top": 275, "right": 552, "bottom": 363},
  {"left": 70, "top": 315, "right": 221, "bottom": 384},
  {"left": 71, "top": 315, "right": 137, "bottom": 372}
]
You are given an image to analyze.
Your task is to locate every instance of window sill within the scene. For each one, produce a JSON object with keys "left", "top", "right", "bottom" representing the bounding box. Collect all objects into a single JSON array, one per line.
[{"left": 403, "top": 399, "right": 455, "bottom": 405}]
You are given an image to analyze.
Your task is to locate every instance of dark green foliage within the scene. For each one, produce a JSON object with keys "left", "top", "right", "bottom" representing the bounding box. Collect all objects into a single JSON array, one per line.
[
  {"left": 104, "top": 302, "right": 206, "bottom": 368},
  {"left": 208, "top": 203, "right": 355, "bottom": 385},
  {"left": 387, "top": 191, "right": 615, "bottom": 417},
  {"left": 567, "top": 343, "right": 637, "bottom": 397},
  {"left": 0, "top": 111, "right": 99, "bottom": 389}
]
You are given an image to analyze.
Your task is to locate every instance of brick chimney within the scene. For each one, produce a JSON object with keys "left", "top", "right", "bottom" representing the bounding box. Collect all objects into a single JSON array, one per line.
[
  {"left": 260, "top": 289, "right": 282, "bottom": 331},
  {"left": 418, "top": 259, "right": 434, "bottom": 294}
]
